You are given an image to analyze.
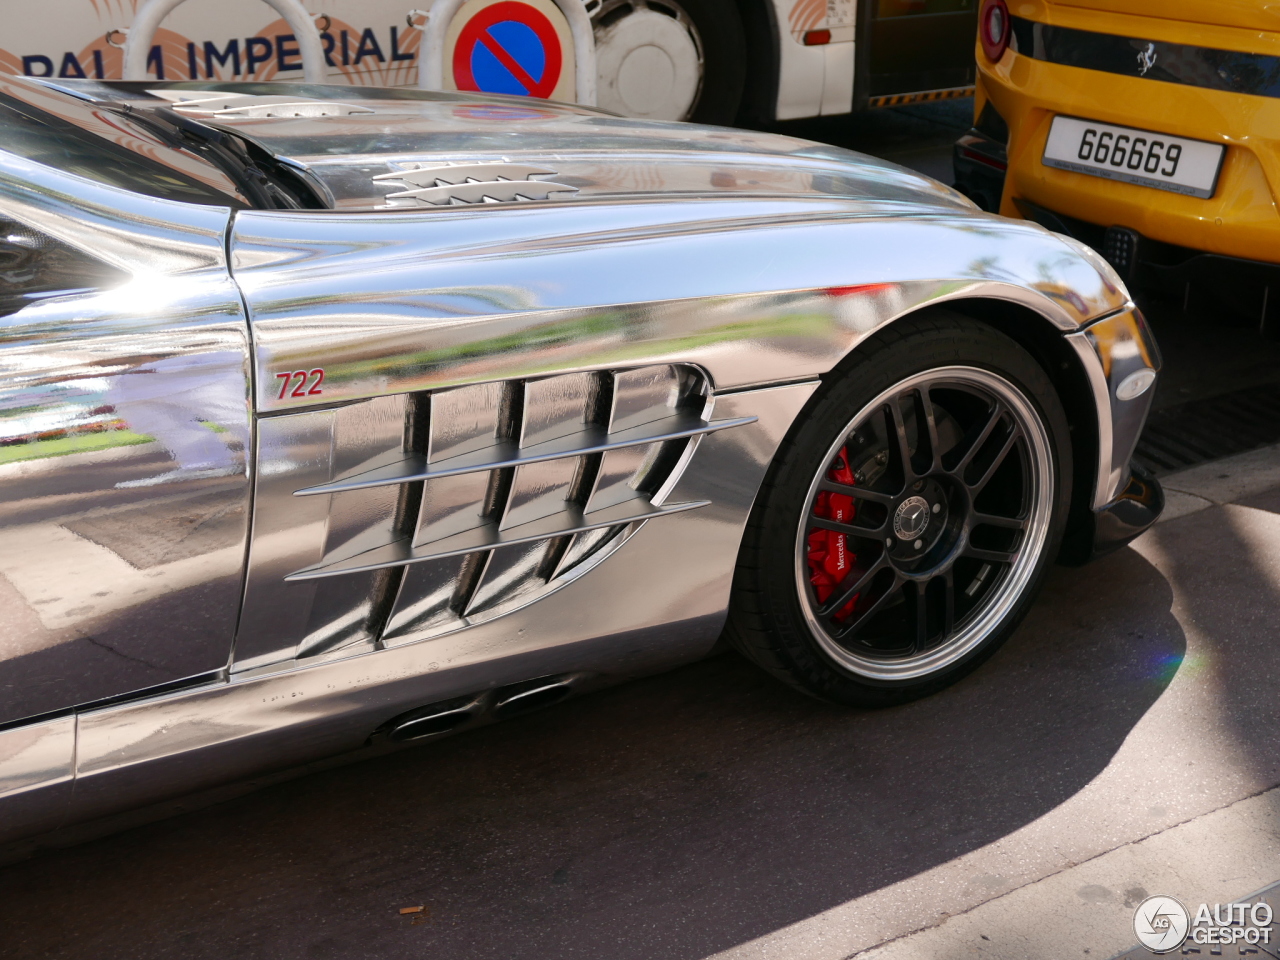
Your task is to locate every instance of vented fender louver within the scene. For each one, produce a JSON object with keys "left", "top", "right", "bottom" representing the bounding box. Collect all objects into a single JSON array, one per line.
[
  {"left": 286, "top": 374, "right": 750, "bottom": 581},
  {"left": 233, "top": 365, "right": 754, "bottom": 670}
]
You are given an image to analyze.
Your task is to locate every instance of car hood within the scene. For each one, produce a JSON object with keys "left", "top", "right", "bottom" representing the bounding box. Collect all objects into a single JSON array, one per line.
[{"left": 47, "top": 80, "right": 975, "bottom": 214}]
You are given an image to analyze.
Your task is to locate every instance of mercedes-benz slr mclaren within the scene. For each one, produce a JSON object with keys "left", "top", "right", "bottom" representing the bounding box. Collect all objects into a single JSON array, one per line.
[{"left": 0, "top": 76, "right": 1162, "bottom": 843}]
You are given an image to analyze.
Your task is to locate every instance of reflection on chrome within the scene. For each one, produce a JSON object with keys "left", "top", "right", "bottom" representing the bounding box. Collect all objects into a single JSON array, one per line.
[
  {"left": 0, "top": 77, "right": 1159, "bottom": 847},
  {"left": 108, "top": 351, "right": 250, "bottom": 488},
  {"left": 0, "top": 151, "right": 251, "bottom": 798}
]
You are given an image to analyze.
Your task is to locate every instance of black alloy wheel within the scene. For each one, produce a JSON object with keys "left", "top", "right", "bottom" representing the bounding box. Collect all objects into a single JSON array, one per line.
[{"left": 726, "top": 312, "right": 1073, "bottom": 706}]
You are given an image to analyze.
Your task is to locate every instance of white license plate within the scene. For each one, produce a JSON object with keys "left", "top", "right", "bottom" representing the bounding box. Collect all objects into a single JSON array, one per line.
[{"left": 1042, "top": 116, "right": 1224, "bottom": 199}]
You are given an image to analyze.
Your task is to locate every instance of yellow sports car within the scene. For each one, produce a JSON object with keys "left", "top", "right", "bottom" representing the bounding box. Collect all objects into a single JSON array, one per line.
[{"left": 954, "top": 0, "right": 1280, "bottom": 326}]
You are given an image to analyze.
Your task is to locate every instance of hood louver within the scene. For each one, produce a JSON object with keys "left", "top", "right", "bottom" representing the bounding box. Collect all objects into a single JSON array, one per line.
[
  {"left": 156, "top": 91, "right": 376, "bottom": 118},
  {"left": 373, "top": 162, "right": 579, "bottom": 207}
]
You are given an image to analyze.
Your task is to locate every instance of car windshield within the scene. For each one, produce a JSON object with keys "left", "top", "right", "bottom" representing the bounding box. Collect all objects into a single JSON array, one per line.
[{"left": 0, "top": 82, "right": 250, "bottom": 209}]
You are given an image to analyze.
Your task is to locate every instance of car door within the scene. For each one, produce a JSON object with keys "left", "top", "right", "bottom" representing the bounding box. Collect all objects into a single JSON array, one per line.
[{"left": 0, "top": 167, "right": 252, "bottom": 728}]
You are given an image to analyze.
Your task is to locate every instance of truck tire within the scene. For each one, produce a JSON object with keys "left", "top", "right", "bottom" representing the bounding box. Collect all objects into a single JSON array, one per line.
[{"left": 593, "top": 0, "right": 746, "bottom": 123}]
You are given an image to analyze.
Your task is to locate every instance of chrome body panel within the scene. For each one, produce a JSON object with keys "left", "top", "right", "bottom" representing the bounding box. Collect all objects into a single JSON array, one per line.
[
  {"left": 0, "top": 715, "right": 74, "bottom": 797},
  {"left": 48, "top": 80, "right": 973, "bottom": 212},
  {"left": 0, "top": 151, "right": 227, "bottom": 276},
  {"left": 0, "top": 716, "right": 75, "bottom": 844},
  {"left": 1067, "top": 308, "right": 1161, "bottom": 508},
  {"left": 0, "top": 81, "right": 1152, "bottom": 843},
  {"left": 64, "top": 383, "right": 815, "bottom": 832},
  {"left": 0, "top": 155, "right": 251, "bottom": 726},
  {"left": 233, "top": 201, "right": 1127, "bottom": 415},
  {"left": 233, "top": 398, "right": 408, "bottom": 671}
]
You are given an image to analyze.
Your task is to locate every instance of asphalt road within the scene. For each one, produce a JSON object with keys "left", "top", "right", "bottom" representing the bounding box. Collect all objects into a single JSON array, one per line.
[{"left": 4, "top": 103, "right": 1280, "bottom": 960}]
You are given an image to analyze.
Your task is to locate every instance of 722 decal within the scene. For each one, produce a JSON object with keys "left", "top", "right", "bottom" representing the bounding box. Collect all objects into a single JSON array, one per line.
[{"left": 276, "top": 368, "right": 325, "bottom": 400}]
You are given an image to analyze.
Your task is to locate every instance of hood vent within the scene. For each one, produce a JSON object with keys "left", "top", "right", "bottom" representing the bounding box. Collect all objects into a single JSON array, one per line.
[
  {"left": 373, "top": 162, "right": 578, "bottom": 207},
  {"left": 156, "top": 91, "right": 376, "bottom": 118}
]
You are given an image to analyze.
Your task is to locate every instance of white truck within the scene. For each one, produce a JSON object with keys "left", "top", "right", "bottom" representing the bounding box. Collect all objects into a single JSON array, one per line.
[{"left": 0, "top": 0, "right": 976, "bottom": 125}]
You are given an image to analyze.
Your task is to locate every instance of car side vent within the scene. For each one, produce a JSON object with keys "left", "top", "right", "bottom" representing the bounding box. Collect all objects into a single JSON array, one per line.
[
  {"left": 372, "top": 162, "right": 578, "bottom": 207},
  {"left": 233, "top": 364, "right": 755, "bottom": 671},
  {"left": 287, "top": 366, "right": 752, "bottom": 584}
]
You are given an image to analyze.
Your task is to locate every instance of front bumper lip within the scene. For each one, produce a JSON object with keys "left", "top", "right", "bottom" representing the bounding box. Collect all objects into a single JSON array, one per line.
[
  {"left": 1058, "top": 307, "right": 1162, "bottom": 565},
  {"left": 1088, "top": 463, "right": 1164, "bottom": 561}
]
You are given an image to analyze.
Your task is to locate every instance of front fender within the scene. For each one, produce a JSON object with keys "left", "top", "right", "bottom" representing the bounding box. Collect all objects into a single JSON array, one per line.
[{"left": 230, "top": 197, "right": 1129, "bottom": 413}]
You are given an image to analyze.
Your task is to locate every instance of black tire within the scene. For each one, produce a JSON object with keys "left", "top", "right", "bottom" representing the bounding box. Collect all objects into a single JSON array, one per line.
[
  {"left": 725, "top": 311, "right": 1073, "bottom": 707},
  {"left": 678, "top": 0, "right": 747, "bottom": 124}
]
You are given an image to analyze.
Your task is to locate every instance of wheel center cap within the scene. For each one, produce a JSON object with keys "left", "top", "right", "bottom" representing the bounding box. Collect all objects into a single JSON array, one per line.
[{"left": 894, "top": 496, "right": 931, "bottom": 541}]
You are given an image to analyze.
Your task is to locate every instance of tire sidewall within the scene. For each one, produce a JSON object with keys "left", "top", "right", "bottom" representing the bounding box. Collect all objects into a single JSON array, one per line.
[
  {"left": 740, "top": 315, "right": 1073, "bottom": 705},
  {"left": 676, "top": 0, "right": 746, "bottom": 124}
]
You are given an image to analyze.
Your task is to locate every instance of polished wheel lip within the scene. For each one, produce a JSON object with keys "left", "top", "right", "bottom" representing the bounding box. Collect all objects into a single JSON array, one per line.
[{"left": 794, "top": 365, "right": 1054, "bottom": 682}]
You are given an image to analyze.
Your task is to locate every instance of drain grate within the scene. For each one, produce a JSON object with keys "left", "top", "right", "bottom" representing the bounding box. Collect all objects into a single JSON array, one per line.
[{"left": 1132, "top": 383, "right": 1280, "bottom": 476}]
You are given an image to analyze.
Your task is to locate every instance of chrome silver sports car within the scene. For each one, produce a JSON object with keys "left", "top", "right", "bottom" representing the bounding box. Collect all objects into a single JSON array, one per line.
[{"left": 0, "top": 75, "right": 1161, "bottom": 844}]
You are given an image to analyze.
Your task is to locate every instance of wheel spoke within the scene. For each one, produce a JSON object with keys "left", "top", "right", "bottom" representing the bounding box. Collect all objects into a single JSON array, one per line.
[
  {"left": 969, "top": 427, "right": 1021, "bottom": 494},
  {"left": 962, "top": 543, "right": 1018, "bottom": 564},
  {"left": 911, "top": 581, "right": 928, "bottom": 653},
  {"left": 886, "top": 397, "right": 916, "bottom": 485},
  {"left": 809, "top": 514, "right": 887, "bottom": 539},
  {"left": 950, "top": 401, "right": 1005, "bottom": 476},
  {"left": 832, "top": 570, "right": 905, "bottom": 638},
  {"left": 971, "top": 511, "right": 1028, "bottom": 530},
  {"left": 917, "top": 387, "right": 942, "bottom": 474},
  {"left": 817, "top": 479, "right": 896, "bottom": 506},
  {"left": 817, "top": 557, "right": 887, "bottom": 618},
  {"left": 942, "top": 570, "right": 956, "bottom": 637}
]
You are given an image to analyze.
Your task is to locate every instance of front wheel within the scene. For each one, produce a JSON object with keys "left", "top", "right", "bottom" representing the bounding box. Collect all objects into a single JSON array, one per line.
[{"left": 726, "top": 313, "right": 1072, "bottom": 707}]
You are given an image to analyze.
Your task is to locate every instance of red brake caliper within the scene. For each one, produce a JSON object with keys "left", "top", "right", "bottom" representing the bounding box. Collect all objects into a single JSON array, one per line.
[{"left": 807, "top": 447, "right": 859, "bottom": 621}]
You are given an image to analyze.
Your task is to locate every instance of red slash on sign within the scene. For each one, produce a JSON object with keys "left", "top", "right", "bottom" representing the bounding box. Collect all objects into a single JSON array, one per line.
[{"left": 453, "top": 1, "right": 563, "bottom": 99}]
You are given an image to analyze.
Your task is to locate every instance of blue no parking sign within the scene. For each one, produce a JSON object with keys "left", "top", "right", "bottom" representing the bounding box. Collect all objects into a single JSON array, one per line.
[{"left": 452, "top": 1, "right": 564, "bottom": 99}]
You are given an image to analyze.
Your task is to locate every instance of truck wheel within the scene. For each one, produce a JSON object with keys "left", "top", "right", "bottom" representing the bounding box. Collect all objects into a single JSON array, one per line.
[
  {"left": 726, "top": 313, "right": 1073, "bottom": 707},
  {"left": 592, "top": 0, "right": 745, "bottom": 123}
]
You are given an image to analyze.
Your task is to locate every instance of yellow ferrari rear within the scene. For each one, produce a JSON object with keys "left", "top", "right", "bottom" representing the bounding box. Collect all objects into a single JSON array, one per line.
[{"left": 958, "top": 0, "right": 1280, "bottom": 321}]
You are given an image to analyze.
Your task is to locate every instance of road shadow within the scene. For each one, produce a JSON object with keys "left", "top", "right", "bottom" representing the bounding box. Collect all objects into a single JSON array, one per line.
[
  {"left": 910, "top": 498, "right": 1280, "bottom": 960},
  {"left": 1139, "top": 496, "right": 1280, "bottom": 801},
  {"left": 0, "top": 546, "right": 1182, "bottom": 960}
]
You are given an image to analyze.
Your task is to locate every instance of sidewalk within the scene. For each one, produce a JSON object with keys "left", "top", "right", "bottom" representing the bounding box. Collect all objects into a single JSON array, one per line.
[
  {"left": 6, "top": 445, "right": 1280, "bottom": 960},
  {"left": 712, "top": 443, "right": 1280, "bottom": 960}
]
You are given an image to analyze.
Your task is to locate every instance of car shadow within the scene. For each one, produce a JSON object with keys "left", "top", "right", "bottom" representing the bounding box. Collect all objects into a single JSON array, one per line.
[
  {"left": 0, "top": 546, "right": 1183, "bottom": 960},
  {"left": 892, "top": 496, "right": 1280, "bottom": 960},
  {"left": 1137, "top": 496, "right": 1280, "bottom": 808}
]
